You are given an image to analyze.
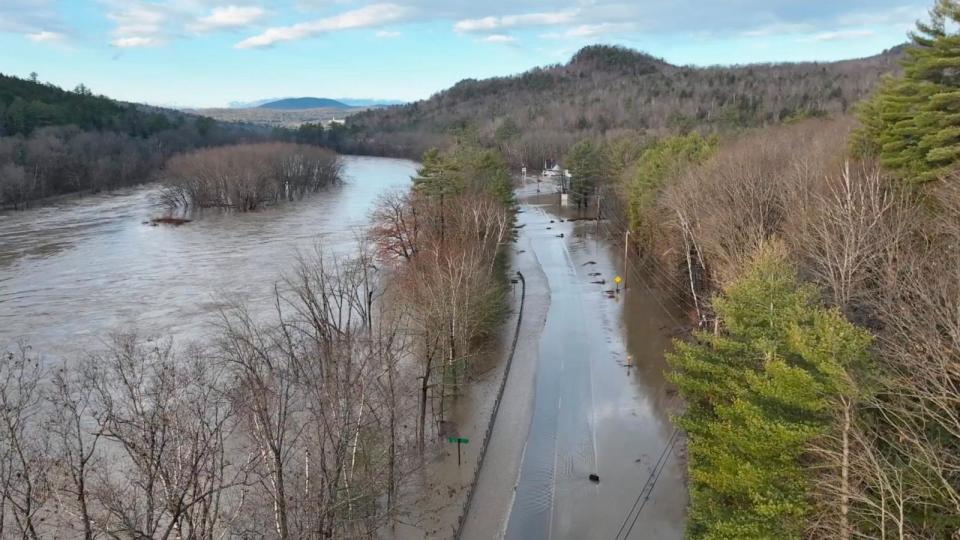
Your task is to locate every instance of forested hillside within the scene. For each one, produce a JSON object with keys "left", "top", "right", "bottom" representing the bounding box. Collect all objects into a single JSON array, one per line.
[
  {"left": 340, "top": 44, "right": 905, "bottom": 163},
  {"left": 0, "top": 74, "right": 266, "bottom": 208}
]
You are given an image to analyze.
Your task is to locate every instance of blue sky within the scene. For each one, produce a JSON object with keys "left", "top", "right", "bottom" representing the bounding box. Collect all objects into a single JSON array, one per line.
[{"left": 0, "top": 1, "right": 927, "bottom": 108}]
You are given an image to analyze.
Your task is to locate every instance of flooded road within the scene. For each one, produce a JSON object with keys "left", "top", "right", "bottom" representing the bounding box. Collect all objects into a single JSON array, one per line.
[
  {"left": 464, "top": 185, "right": 687, "bottom": 539},
  {"left": 0, "top": 156, "right": 418, "bottom": 357}
]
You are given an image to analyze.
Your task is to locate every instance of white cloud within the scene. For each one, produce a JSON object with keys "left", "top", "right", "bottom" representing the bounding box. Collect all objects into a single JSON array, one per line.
[
  {"left": 809, "top": 29, "right": 875, "bottom": 42},
  {"left": 454, "top": 10, "right": 577, "bottom": 33},
  {"left": 0, "top": 0, "right": 60, "bottom": 34},
  {"left": 741, "top": 22, "right": 814, "bottom": 37},
  {"left": 837, "top": 6, "right": 926, "bottom": 28},
  {"left": 376, "top": 30, "right": 401, "bottom": 38},
  {"left": 189, "top": 6, "right": 267, "bottom": 33},
  {"left": 27, "top": 30, "right": 66, "bottom": 43},
  {"left": 106, "top": 2, "right": 168, "bottom": 47},
  {"left": 236, "top": 3, "right": 410, "bottom": 49},
  {"left": 564, "top": 22, "right": 633, "bottom": 38},
  {"left": 541, "top": 22, "right": 634, "bottom": 40},
  {"left": 112, "top": 36, "right": 161, "bottom": 47},
  {"left": 482, "top": 33, "right": 516, "bottom": 43}
]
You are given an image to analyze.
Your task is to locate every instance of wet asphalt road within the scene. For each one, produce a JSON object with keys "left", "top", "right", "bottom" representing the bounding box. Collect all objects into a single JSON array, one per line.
[{"left": 495, "top": 188, "right": 686, "bottom": 539}]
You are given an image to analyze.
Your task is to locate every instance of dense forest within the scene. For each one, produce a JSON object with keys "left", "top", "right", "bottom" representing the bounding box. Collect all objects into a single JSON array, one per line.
[
  {"left": 332, "top": 44, "right": 905, "bottom": 165},
  {"left": 0, "top": 74, "right": 268, "bottom": 208},
  {"left": 546, "top": 4, "right": 960, "bottom": 537}
]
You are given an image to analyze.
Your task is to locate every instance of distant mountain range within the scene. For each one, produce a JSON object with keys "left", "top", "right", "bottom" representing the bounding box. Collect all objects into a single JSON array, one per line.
[
  {"left": 258, "top": 97, "right": 350, "bottom": 110},
  {"left": 229, "top": 97, "right": 405, "bottom": 109}
]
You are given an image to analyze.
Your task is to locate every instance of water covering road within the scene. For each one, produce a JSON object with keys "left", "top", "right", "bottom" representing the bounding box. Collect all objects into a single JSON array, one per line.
[
  {"left": 0, "top": 156, "right": 418, "bottom": 357},
  {"left": 464, "top": 185, "right": 686, "bottom": 539}
]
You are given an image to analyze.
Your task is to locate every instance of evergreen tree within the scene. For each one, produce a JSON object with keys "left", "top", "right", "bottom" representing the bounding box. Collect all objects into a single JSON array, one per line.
[
  {"left": 627, "top": 132, "right": 716, "bottom": 234},
  {"left": 564, "top": 139, "right": 608, "bottom": 208},
  {"left": 412, "top": 147, "right": 465, "bottom": 197},
  {"left": 855, "top": 0, "right": 960, "bottom": 182},
  {"left": 668, "top": 243, "right": 871, "bottom": 539},
  {"left": 413, "top": 145, "right": 513, "bottom": 206}
]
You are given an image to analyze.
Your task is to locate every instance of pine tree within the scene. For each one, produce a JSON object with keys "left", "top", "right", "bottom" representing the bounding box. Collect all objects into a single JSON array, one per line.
[
  {"left": 627, "top": 133, "right": 716, "bottom": 234},
  {"left": 855, "top": 0, "right": 960, "bottom": 182},
  {"left": 412, "top": 147, "right": 464, "bottom": 197},
  {"left": 668, "top": 243, "right": 871, "bottom": 539},
  {"left": 564, "top": 139, "right": 609, "bottom": 209}
]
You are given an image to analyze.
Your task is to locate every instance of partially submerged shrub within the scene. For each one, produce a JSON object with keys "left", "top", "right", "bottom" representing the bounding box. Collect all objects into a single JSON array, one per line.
[{"left": 162, "top": 142, "right": 341, "bottom": 211}]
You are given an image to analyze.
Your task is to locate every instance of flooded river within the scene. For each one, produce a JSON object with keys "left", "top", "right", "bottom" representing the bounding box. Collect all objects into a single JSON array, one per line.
[{"left": 0, "top": 155, "right": 418, "bottom": 358}]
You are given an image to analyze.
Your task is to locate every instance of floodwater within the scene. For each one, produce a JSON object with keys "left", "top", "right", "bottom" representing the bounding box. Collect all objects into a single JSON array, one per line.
[
  {"left": 497, "top": 188, "right": 686, "bottom": 539},
  {"left": 0, "top": 155, "right": 418, "bottom": 357}
]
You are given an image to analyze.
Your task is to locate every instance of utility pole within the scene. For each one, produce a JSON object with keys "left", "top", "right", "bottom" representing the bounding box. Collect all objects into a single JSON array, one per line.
[
  {"left": 623, "top": 230, "right": 630, "bottom": 290},
  {"left": 596, "top": 186, "right": 601, "bottom": 236}
]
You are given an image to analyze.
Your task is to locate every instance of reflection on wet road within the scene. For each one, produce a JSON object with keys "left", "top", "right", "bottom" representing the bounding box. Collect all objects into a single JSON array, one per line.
[
  {"left": 0, "top": 156, "right": 418, "bottom": 359},
  {"left": 504, "top": 193, "right": 685, "bottom": 540}
]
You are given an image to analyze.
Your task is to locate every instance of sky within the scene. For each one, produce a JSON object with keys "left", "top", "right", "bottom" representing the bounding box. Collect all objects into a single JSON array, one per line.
[{"left": 0, "top": 1, "right": 928, "bottom": 108}]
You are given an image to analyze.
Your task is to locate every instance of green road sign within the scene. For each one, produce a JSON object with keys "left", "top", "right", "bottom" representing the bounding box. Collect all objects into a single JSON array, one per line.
[{"left": 447, "top": 437, "right": 469, "bottom": 444}]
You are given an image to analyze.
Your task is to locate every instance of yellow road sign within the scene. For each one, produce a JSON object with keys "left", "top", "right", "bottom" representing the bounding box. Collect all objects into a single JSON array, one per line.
[{"left": 614, "top": 275, "right": 622, "bottom": 284}]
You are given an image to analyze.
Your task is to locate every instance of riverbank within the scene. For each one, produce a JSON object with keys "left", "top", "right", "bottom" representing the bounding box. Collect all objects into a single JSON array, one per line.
[{"left": 382, "top": 273, "right": 523, "bottom": 538}]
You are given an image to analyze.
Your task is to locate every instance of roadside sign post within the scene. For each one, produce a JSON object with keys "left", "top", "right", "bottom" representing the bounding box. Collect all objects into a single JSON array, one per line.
[
  {"left": 614, "top": 275, "right": 622, "bottom": 294},
  {"left": 447, "top": 436, "right": 469, "bottom": 466}
]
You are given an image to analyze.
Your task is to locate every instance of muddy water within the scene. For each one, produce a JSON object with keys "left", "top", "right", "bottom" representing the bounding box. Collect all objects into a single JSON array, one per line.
[
  {"left": 0, "top": 156, "right": 418, "bottom": 357},
  {"left": 502, "top": 189, "right": 686, "bottom": 539}
]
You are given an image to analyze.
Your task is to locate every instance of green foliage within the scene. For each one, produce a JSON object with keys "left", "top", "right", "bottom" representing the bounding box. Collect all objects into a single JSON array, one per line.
[
  {"left": 604, "top": 132, "right": 650, "bottom": 179},
  {"left": 0, "top": 72, "right": 265, "bottom": 207},
  {"left": 0, "top": 73, "right": 187, "bottom": 138},
  {"left": 668, "top": 244, "right": 871, "bottom": 539},
  {"left": 569, "top": 45, "right": 665, "bottom": 76},
  {"left": 413, "top": 145, "right": 514, "bottom": 206},
  {"left": 494, "top": 117, "right": 519, "bottom": 144},
  {"left": 627, "top": 132, "right": 717, "bottom": 233},
  {"left": 413, "top": 148, "right": 460, "bottom": 196},
  {"left": 854, "top": 0, "right": 960, "bottom": 182},
  {"left": 564, "top": 139, "right": 610, "bottom": 207}
]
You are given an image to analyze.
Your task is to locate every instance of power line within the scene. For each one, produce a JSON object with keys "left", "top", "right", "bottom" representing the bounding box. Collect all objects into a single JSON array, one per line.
[{"left": 615, "top": 428, "right": 681, "bottom": 540}]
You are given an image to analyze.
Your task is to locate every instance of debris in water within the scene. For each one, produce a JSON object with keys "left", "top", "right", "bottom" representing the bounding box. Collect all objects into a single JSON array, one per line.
[
  {"left": 546, "top": 226, "right": 552, "bottom": 230},
  {"left": 556, "top": 233, "right": 564, "bottom": 238},
  {"left": 582, "top": 261, "right": 597, "bottom": 266},
  {"left": 589, "top": 473, "right": 600, "bottom": 483},
  {"left": 150, "top": 217, "right": 192, "bottom": 226}
]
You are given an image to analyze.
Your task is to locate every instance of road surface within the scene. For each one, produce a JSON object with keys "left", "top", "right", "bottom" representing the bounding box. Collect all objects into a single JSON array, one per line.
[{"left": 462, "top": 185, "right": 687, "bottom": 539}]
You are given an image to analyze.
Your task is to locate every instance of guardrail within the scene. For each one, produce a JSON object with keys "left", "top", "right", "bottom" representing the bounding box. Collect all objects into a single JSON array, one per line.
[{"left": 452, "top": 270, "right": 526, "bottom": 539}]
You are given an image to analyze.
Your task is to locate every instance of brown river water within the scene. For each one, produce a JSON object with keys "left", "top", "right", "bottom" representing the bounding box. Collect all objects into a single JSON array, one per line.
[{"left": 0, "top": 155, "right": 418, "bottom": 359}]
